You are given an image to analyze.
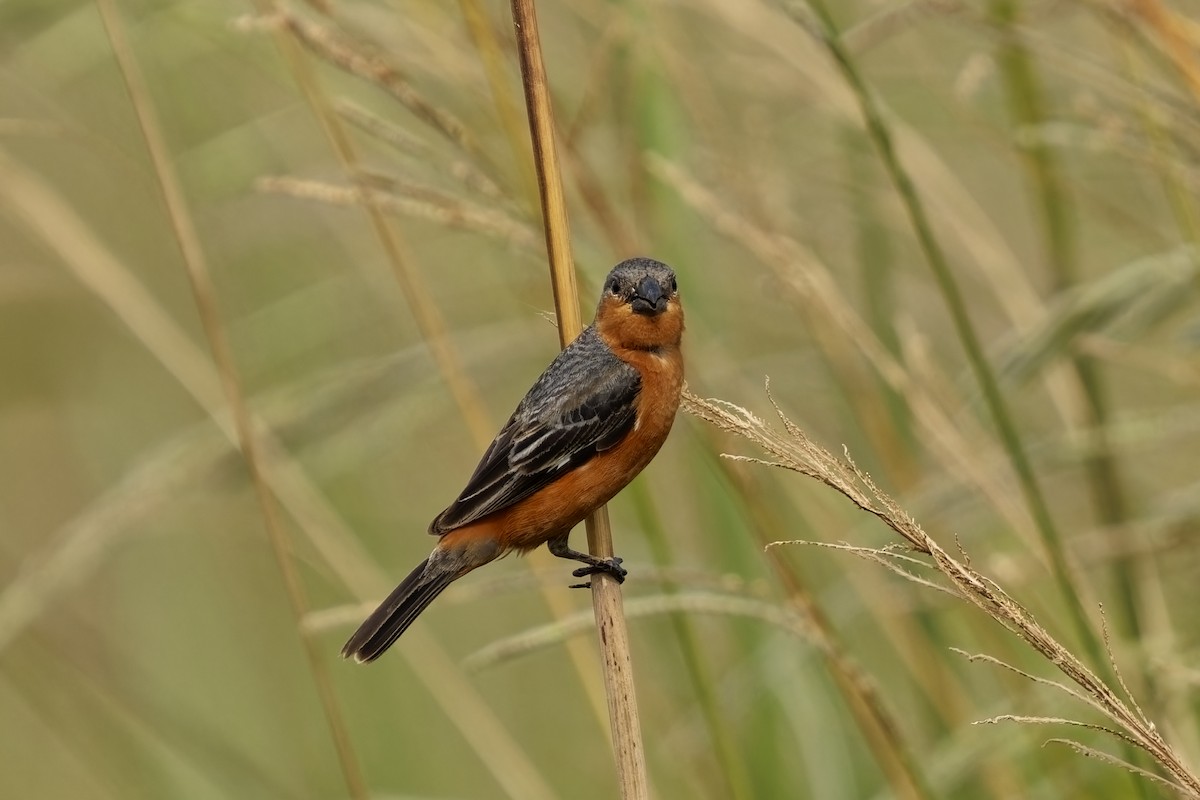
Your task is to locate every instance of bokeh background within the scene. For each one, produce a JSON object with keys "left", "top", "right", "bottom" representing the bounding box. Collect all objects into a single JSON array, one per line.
[{"left": 3, "top": 0, "right": 1200, "bottom": 798}]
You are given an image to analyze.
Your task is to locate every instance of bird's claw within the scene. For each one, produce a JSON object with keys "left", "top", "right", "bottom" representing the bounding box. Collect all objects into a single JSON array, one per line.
[{"left": 569, "top": 557, "right": 626, "bottom": 589}]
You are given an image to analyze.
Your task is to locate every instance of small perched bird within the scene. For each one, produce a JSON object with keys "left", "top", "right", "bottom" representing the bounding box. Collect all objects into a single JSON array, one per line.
[{"left": 342, "top": 258, "right": 685, "bottom": 663}]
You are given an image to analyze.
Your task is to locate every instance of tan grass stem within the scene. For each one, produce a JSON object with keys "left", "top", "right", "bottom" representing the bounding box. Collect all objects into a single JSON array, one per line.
[
  {"left": 264, "top": 0, "right": 618, "bottom": 743},
  {"left": 509, "top": 0, "right": 649, "bottom": 796},
  {"left": 258, "top": 4, "right": 591, "bottom": 793},
  {"left": 92, "top": 1, "right": 367, "bottom": 795}
]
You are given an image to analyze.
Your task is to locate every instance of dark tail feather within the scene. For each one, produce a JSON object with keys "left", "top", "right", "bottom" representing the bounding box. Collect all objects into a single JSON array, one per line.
[{"left": 341, "top": 558, "right": 455, "bottom": 663}]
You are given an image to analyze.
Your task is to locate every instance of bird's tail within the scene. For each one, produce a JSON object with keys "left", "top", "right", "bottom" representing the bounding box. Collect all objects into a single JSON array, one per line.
[{"left": 341, "top": 557, "right": 455, "bottom": 663}]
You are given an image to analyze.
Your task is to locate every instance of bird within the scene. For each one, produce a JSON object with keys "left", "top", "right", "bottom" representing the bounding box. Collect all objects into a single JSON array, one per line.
[{"left": 342, "top": 257, "right": 684, "bottom": 663}]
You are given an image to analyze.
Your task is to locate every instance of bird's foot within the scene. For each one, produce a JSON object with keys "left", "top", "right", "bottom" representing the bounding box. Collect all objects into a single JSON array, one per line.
[{"left": 569, "top": 557, "right": 626, "bottom": 589}]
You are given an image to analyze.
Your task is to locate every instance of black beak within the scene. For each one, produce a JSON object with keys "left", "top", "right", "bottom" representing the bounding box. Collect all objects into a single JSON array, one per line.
[{"left": 630, "top": 277, "right": 669, "bottom": 316}]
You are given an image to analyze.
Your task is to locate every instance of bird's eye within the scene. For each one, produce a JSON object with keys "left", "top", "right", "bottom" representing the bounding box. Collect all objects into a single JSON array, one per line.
[
  {"left": 608, "top": 278, "right": 621, "bottom": 295},
  {"left": 668, "top": 276, "right": 677, "bottom": 293}
]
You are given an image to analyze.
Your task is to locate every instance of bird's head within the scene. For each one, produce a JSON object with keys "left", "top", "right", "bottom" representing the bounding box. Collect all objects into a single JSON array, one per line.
[{"left": 594, "top": 258, "right": 684, "bottom": 351}]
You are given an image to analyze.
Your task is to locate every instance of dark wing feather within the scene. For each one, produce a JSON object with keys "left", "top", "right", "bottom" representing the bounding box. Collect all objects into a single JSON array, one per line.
[{"left": 429, "top": 327, "right": 640, "bottom": 534}]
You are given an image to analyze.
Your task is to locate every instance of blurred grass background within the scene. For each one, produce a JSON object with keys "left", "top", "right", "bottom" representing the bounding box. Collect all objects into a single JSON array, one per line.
[{"left": 3, "top": 0, "right": 1200, "bottom": 797}]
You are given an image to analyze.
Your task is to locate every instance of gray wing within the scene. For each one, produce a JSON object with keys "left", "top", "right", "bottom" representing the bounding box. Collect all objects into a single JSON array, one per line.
[{"left": 429, "top": 328, "right": 640, "bottom": 534}]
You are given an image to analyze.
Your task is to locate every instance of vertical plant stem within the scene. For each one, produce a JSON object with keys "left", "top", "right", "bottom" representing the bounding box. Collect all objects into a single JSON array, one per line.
[
  {"left": 270, "top": 0, "right": 616, "bottom": 736},
  {"left": 509, "top": 1, "right": 649, "bottom": 797},
  {"left": 990, "top": 0, "right": 1142, "bottom": 651},
  {"left": 797, "top": 0, "right": 1109, "bottom": 674},
  {"left": 93, "top": 1, "right": 367, "bottom": 797}
]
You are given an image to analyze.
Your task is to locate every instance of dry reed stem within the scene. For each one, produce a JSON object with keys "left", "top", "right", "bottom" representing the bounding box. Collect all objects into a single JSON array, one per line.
[
  {"left": 306, "top": 566, "right": 767, "bottom": 637},
  {"left": 92, "top": 1, "right": 367, "bottom": 795},
  {"left": 770, "top": 539, "right": 960, "bottom": 598},
  {"left": 509, "top": 0, "right": 649, "bottom": 796},
  {"left": 262, "top": 0, "right": 620, "bottom": 744},
  {"left": 263, "top": 0, "right": 593, "bottom": 789},
  {"left": 683, "top": 385, "right": 1200, "bottom": 795}
]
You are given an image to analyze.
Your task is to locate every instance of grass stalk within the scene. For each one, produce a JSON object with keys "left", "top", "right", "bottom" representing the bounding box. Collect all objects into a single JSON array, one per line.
[
  {"left": 255, "top": 175, "right": 539, "bottom": 251},
  {"left": 796, "top": 0, "right": 1110, "bottom": 676},
  {"left": 509, "top": 0, "right": 649, "bottom": 796},
  {"left": 266, "top": 1, "right": 622, "bottom": 735},
  {"left": 991, "top": 0, "right": 1142, "bottom": 646},
  {"left": 92, "top": 1, "right": 367, "bottom": 796}
]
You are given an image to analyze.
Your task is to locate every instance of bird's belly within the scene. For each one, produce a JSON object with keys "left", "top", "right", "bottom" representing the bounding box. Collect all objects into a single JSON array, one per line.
[
  {"left": 493, "top": 345, "right": 682, "bottom": 553},
  {"left": 498, "top": 415, "right": 675, "bottom": 551}
]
